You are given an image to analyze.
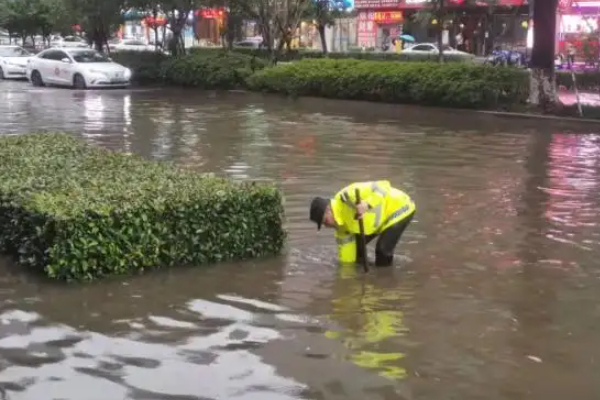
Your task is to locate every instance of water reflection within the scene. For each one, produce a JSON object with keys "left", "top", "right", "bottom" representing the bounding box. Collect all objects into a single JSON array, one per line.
[
  {"left": 325, "top": 266, "right": 411, "bottom": 381},
  {"left": 544, "top": 134, "right": 600, "bottom": 254}
]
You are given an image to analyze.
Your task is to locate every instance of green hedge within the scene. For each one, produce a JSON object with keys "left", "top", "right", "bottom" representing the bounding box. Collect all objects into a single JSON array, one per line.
[
  {"left": 188, "top": 46, "right": 474, "bottom": 63},
  {"left": 111, "top": 50, "right": 267, "bottom": 88},
  {"left": 110, "top": 50, "right": 169, "bottom": 84},
  {"left": 0, "top": 134, "right": 286, "bottom": 281},
  {"left": 160, "top": 51, "right": 267, "bottom": 89},
  {"left": 247, "top": 58, "right": 529, "bottom": 109}
]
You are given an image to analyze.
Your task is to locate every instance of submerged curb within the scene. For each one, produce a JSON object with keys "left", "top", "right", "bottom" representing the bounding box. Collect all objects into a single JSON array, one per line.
[{"left": 477, "top": 110, "right": 600, "bottom": 125}]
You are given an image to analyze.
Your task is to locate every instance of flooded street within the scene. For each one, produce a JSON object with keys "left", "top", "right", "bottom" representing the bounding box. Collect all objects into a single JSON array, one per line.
[{"left": 1, "top": 80, "right": 600, "bottom": 400}]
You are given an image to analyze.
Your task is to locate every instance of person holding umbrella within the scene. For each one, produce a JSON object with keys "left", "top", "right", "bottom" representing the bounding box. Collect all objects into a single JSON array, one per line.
[
  {"left": 398, "top": 33, "right": 415, "bottom": 50},
  {"left": 309, "top": 180, "right": 416, "bottom": 268}
]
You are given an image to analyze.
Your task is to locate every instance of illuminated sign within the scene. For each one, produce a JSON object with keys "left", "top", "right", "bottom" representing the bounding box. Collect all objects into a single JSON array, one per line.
[
  {"left": 354, "top": 0, "right": 402, "bottom": 9},
  {"left": 373, "top": 11, "right": 403, "bottom": 22}
]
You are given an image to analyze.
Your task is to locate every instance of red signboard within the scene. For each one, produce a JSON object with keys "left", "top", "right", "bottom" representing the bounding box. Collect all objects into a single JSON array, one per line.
[
  {"left": 196, "top": 8, "right": 224, "bottom": 19},
  {"left": 373, "top": 10, "right": 403, "bottom": 23}
]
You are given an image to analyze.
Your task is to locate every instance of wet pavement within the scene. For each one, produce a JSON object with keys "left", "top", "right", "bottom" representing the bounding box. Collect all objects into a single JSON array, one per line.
[{"left": 1, "top": 80, "right": 600, "bottom": 400}]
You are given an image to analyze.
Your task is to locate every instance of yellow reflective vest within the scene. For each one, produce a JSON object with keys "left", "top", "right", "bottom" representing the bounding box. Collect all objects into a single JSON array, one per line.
[{"left": 332, "top": 180, "right": 415, "bottom": 264}]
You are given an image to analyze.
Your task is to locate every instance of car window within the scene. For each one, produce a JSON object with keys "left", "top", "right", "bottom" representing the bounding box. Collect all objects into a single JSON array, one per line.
[
  {"left": 0, "top": 47, "right": 30, "bottom": 57},
  {"left": 71, "top": 50, "right": 110, "bottom": 63},
  {"left": 124, "top": 40, "right": 145, "bottom": 46},
  {"left": 40, "top": 50, "right": 63, "bottom": 60},
  {"left": 410, "top": 45, "right": 433, "bottom": 51},
  {"left": 53, "top": 51, "right": 69, "bottom": 60}
]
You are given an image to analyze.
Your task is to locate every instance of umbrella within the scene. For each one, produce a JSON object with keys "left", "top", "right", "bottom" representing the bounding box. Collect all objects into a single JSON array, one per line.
[{"left": 399, "top": 34, "right": 415, "bottom": 42}]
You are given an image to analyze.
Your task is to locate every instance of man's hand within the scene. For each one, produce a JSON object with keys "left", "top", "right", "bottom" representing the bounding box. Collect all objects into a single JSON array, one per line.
[{"left": 356, "top": 201, "right": 369, "bottom": 219}]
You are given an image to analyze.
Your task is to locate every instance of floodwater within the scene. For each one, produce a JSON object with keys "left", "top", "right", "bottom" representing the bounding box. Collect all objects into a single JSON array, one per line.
[{"left": 0, "top": 80, "right": 600, "bottom": 400}]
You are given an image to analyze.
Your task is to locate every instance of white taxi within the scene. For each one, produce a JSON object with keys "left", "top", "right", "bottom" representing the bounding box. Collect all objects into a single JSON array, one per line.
[
  {"left": 27, "top": 48, "right": 132, "bottom": 89},
  {"left": 0, "top": 45, "right": 32, "bottom": 80}
]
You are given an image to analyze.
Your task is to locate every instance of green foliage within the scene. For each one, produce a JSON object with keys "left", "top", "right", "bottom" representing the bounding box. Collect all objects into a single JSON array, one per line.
[
  {"left": 247, "top": 58, "right": 529, "bottom": 109},
  {"left": 160, "top": 51, "right": 268, "bottom": 89},
  {"left": 0, "top": 133, "right": 286, "bottom": 282},
  {"left": 189, "top": 46, "right": 474, "bottom": 63},
  {"left": 0, "top": 0, "right": 70, "bottom": 38},
  {"left": 111, "top": 50, "right": 170, "bottom": 84},
  {"left": 112, "top": 50, "right": 267, "bottom": 88}
]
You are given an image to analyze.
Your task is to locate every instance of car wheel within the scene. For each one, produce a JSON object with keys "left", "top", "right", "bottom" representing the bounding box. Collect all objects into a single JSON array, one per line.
[
  {"left": 31, "top": 70, "right": 44, "bottom": 87},
  {"left": 0, "top": 67, "right": 4, "bottom": 80},
  {"left": 73, "top": 73, "right": 87, "bottom": 89}
]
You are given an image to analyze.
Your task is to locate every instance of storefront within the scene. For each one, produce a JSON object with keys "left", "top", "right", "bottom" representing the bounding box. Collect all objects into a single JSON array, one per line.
[
  {"left": 194, "top": 8, "right": 226, "bottom": 46},
  {"left": 355, "top": 0, "right": 404, "bottom": 49},
  {"left": 354, "top": 0, "right": 528, "bottom": 54},
  {"left": 557, "top": 0, "right": 600, "bottom": 66}
]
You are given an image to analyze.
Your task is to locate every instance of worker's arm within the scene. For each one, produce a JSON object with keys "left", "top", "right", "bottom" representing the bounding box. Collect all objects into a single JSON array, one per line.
[
  {"left": 335, "top": 229, "right": 357, "bottom": 264},
  {"left": 335, "top": 181, "right": 390, "bottom": 210}
]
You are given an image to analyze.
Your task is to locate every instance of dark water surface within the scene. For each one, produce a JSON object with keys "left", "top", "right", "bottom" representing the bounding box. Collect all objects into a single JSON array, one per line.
[{"left": 1, "top": 80, "right": 600, "bottom": 400}]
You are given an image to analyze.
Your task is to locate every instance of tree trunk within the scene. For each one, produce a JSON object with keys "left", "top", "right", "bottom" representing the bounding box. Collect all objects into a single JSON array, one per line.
[
  {"left": 529, "top": 0, "right": 559, "bottom": 112},
  {"left": 318, "top": 24, "right": 327, "bottom": 54},
  {"left": 226, "top": 12, "right": 235, "bottom": 50},
  {"left": 153, "top": 8, "right": 159, "bottom": 51},
  {"left": 437, "top": 0, "right": 445, "bottom": 63}
]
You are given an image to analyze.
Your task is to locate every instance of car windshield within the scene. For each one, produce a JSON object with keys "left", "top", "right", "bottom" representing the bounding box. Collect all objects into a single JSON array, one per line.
[
  {"left": 71, "top": 50, "right": 110, "bottom": 63},
  {"left": 0, "top": 47, "right": 30, "bottom": 57},
  {"left": 441, "top": 44, "right": 454, "bottom": 51}
]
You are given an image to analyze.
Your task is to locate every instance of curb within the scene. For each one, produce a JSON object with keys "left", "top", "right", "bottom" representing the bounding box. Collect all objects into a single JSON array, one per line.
[{"left": 477, "top": 110, "right": 600, "bottom": 124}]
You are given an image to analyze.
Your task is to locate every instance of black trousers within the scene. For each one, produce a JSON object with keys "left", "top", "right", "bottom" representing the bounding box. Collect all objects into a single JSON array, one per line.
[{"left": 356, "top": 211, "right": 415, "bottom": 267}]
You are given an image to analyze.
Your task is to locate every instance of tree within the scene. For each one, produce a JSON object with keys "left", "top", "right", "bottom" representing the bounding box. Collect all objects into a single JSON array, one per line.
[
  {"left": 230, "top": 0, "right": 311, "bottom": 60},
  {"left": 0, "top": 0, "right": 77, "bottom": 45},
  {"left": 304, "top": 0, "right": 349, "bottom": 54},
  {"left": 528, "top": 0, "right": 560, "bottom": 111},
  {"left": 416, "top": 0, "right": 498, "bottom": 63}
]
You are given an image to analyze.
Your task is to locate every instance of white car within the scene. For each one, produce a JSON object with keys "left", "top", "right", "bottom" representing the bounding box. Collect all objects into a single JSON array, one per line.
[
  {"left": 50, "top": 35, "right": 89, "bottom": 48},
  {"left": 402, "top": 43, "right": 474, "bottom": 60},
  {"left": 0, "top": 45, "right": 32, "bottom": 80},
  {"left": 109, "top": 39, "right": 156, "bottom": 52},
  {"left": 27, "top": 48, "right": 132, "bottom": 89}
]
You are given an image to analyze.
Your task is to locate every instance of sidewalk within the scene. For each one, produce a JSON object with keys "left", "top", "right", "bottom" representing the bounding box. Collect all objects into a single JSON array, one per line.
[{"left": 559, "top": 91, "right": 600, "bottom": 107}]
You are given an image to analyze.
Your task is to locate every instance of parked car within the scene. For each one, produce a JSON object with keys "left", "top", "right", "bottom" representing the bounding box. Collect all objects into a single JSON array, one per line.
[
  {"left": 26, "top": 47, "right": 132, "bottom": 89},
  {"left": 50, "top": 36, "right": 89, "bottom": 48},
  {"left": 401, "top": 43, "right": 474, "bottom": 61},
  {"left": 109, "top": 39, "right": 156, "bottom": 52},
  {"left": 0, "top": 45, "right": 32, "bottom": 80},
  {"left": 233, "top": 36, "right": 264, "bottom": 49}
]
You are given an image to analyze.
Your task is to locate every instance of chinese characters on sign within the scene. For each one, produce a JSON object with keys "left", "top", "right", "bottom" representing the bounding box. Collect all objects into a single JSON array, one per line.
[
  {"left": 357, "top": 11, "right": 376, "bottom": 47},
  {"left": 373, "top": 11, "right": 403, "bottom": 23},
  {"left": 354, "top": 0, "right": 402, "bottom": 9}
]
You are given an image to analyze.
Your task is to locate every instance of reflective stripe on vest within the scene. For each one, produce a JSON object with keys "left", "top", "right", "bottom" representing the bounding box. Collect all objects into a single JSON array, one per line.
[
  {"left": 376, "top": 201, "right": 415, "bottom": 234},
  {"left": 336, "top": 235, "right": 354, "bottom": 246},
  {"left": 340, "top": 182, "right": 388, "bottom": 207}
]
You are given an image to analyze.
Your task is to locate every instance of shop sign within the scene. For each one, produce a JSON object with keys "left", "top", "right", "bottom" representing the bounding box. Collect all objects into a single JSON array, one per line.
[
  {"left": 197, "top": 8, "right": 224, "bottom": 18},
  {"left": 354, "top": 0, "right": 402, "bottom": 9},
  {"left": 373, "top": 11, "right": 403, "bottom": 23}
]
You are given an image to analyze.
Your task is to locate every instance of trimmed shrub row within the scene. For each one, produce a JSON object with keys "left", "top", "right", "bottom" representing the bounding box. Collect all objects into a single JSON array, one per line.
[
  {"left": 247, "top": 58, "right": 529, "bottom": 109},
  {"left": 113, "top": 50, "right": 527, "bottom": 110},
  {"left": 187, "top": 47, "right": 475, "bottom": 63},
  {"left": 0, "top": 133, "right": 286, "bottom": 281},
  {"left": 111, "top": 50, "right": 267, "bottom": 88}
]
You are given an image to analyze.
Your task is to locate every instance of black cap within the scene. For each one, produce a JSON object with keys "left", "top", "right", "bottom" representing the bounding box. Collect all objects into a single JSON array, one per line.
[{"left": 310, "top": 197, "right": 330, "bottom": 230}]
